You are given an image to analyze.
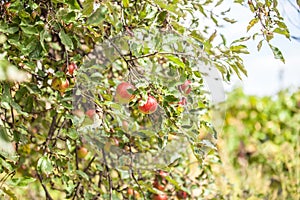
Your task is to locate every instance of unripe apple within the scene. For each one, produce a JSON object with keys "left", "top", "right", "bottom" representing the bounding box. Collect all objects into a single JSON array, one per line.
[
  {"left": 176, "top": 190, "right": 188, "bottom": 199},
  {"left": 152, "top": 194, "right": 168, "bottom": 200},
  {"left": 138, "top": 95, "right": 158, "bottom": 114},
  {"left": 51, "top": 78, "right": 62, "bottom": 91},
  {"left": 67, "top": 62, "right": 78, "bottom": 75},
  {"left": 85, "top": 109, "right": 96, "bottom": 119},
  {"left": 178, "top": 80, "right": 191, "bottom": 95},
  {"left": 78, "top": 147, "right": 88, "bottom": 158},
  {"left": 115, "top": 82, "right": 135, "bottom": 104}
]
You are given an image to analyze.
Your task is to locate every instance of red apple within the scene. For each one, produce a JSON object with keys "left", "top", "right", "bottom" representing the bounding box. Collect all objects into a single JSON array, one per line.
[
  {"left": 127, "top": 188, "right": 140, "bottom": 198},
  {"left": 85, "top": 109, "right": 96, "bottom": 119},
  {"left": 67, "top": 62, "right": 78, "bottom": 75},
  {"left": 110, "top": 137, "right": 119, "bottom": 146},
  {"left": 51, "top": 78, "right": 69, "bottom": 93},
  {"left": 115, "top": 82, "right": 135, "bottom": 104},
  {"left": 152, "top": 194, "right": 168, "bottom": 200},
  {"left": 60, "top": 79, "right": 69, "bottom": 90},
  {"left": 178, "top": 80, "right": 191, "bottom": 95},
  {"left": 176, "top": 190, "right": 188, "bottom": 199},
  {"left": 138, "top": 95, "right": 158, "bottom": 114},
  {"left": 127, "top": 188, "right": 134, "bottom": 195},
  {"left": 153, "top": 180, "right": 166, "bottom": 191},
  {"left": 78, "top": 147, "right": 88, "bottom": 158},
  {"left": 158, "top": 170, "right": 168, "bottom": 178},
  {"left": 178, "top": 97, "right": 187, "bottom": 106}
]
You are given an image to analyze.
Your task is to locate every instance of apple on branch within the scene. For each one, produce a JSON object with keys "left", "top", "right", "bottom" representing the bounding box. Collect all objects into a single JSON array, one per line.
[
  {"left": 115, "top": 82, "right": 135, "bottom": 104},
  {"left": 67, "top": 62, "right": 78, "bottom": 75},
  {"left": 138, "top": 95, "right": 158, "bottom": 114},
  {"left": 178, "top": 80, "right": 192, "bottom": 95}
]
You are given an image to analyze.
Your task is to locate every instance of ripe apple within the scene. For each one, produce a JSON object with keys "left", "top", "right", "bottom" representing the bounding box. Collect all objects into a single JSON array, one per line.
[
  {"left": 138, "top": 95, "right": 158, "bottom": 114},
  {"left": 127, "top": 188, "right": 134, "bottom": 195},
  {"left": 153, "top": 180, "right": 166, "bottom": 191},
  {"left": 127, "top": 188, "right": 140, "bottom": 198},
  {"left": 51, "top": 78, "right": 69, "bottom": 93},
  {"left": 178, "top": 97, "right": 187, "bottom": 106},
  {"left": 60, "top": 79, "right": 69, "bottom": 90},
  {"left": 178, "top": 80, "right": 191, "bottom": 95},
  {"left": 77, "top": 147, "right": 88, "bottom": 158},
  {"left": 158, "top": 170, "right": 168, "bottom": 178},
  {"left": 176, "top": 190, "right": 188, "bottom": 199},
  {"left": 110, "top": 137, "right": 119, "bottom": 146},
  {"left": 115, "top": 82, "right": 135, "bottom": 104},
  {"left": 152, "top": 194, "right": 168, "bottom": 200},
  {"left": 85, "top": 109, "right": 96, "bottom": 119},
  {"left": 67, "top": 62, "right": 78, "bottom": 75}
]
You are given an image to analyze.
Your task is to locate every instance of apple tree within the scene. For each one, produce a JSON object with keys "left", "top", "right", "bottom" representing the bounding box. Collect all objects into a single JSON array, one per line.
[{"left": 0, "top": 0, "right": 289, "bottom": 199}]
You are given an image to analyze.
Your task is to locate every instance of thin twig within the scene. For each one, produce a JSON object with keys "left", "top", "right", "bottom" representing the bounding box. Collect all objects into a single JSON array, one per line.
[
  {"left": 43, "top": 113, "right": 58, "bottom": 153},
  {"left": 37, "top": 171, "right": 54, "bottom": 200},
  {"left": 102, "top": 148, "right": 113, "bottom": 200}
]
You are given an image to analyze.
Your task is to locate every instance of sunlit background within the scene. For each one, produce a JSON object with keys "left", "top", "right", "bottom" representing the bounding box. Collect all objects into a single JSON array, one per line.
[{"left": 223, "top": 0, "right": 300, "bottom": 96}]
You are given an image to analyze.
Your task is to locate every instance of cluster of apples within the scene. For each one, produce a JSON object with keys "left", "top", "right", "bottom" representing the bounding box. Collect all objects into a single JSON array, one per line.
[
  {"left": 115, "top": 82, "right": 158, "bottom": 114},
  {"left": 152, "top": 170, "right": 169, "bottom": 200},
  {"left": 51, "top": 62, "right": 78, "bottom": 94},
  {"left": 151, "top": 170, "right": 188, "bottom": 199},
  {"left": 115, "top": 79, "right": 192, "bottom": 114}
]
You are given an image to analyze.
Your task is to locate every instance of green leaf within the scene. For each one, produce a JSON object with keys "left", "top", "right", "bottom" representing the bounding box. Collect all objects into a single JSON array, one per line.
[
  {"left": 230, "top": 45, "right": 249, "bottom": 54},
  {"left": 223, "top": 17, "right": 237, "bottom": 23},
  {"left": 20, "top": 24, "right": 38, "bottom": 35},
  {"left": 153, "top": 0, "right": 183, "bottom": 16},
  {"left": 247, "top": 18, "right": 259, "bottom": 32},
  {"left": 8, "top": 177, "right": 36, "bottom": 187},
  {"left": 0, "top": 21, "right": 19, "bottom": 34},
  {"left": 82, "top": 0, "right": 94, "bottom": 16},
  {"left": 2, "top": 185, "right": 17, "bottom": 200},
  {"left": 59, "top": 30, "right": 74, "bottom": 50},
  {"left": 269, "top": 44, "right": 285, "bottom": 63},
  {"left": 122, "top": 0, "right": 129, "bottom": 7},
  {"left": 76, "top": 170, "right": 89, "bottom": 181},
  {"left": 37, "top": 156, "right": 53, "bottom": 176},
  {"left": 87, "top": 7, "right": 107, "bottom": 25},
  {"left": 257, "top": 40, "right": 263, "bottom": 51},
  {"left": 273, "top": 28, "right": 290, "bottom": 39},
  {"left": 156, "top": 11, "right": 168, "bottom": 24},
  {"left": 165, "top": 55, "right": 185, "bottom": 68}
]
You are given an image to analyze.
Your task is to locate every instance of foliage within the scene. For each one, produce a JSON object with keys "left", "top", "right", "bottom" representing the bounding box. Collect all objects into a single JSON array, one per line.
[
  {"left": 0, "top": 0, "right": 290, "bottom": 199},
  {"left": 215, "top": 88, "right": 300, "bottom": 199}
]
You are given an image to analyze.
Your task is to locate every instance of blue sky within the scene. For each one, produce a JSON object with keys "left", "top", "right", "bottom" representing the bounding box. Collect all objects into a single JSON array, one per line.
[{"left": 222, "top": 0, "right": 300, "bottom": 96}]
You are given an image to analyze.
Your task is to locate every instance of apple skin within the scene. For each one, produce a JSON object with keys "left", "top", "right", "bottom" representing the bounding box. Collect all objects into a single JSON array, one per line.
[
  {"left": 51, "top": 78, "right": 69, "bottom": 93},
  {"left": 178, "top": 80, "right": 191, "bottom": 95},
  {"left": 152, "top": 194, "right": 168, "bottom": 200},
  {"left": 176, "top": 190, "right": 188, "bottom": 199},
  {"left": 138, "top": 96, "right": 158, "bottom": 114},
  {"left": 178, "top": 97, "right": 187, "bottom": 106},
  {"left": 158, "top": 170, "right": 168, "bottom": 178},
  {"left": 77, "top": 147, "right": 88, "bottom": 158},
  {"left": 85, "top": 109, "right": 96, "bottom": 119},
  {"left": 67, "top": 63, "right": 78, "bottom": 75},
  {"left": 127, "top": 188, "right": 140, "bottom": 198},
  {"left": 115, "top": 82, "right": 135, "bottom": 104},
  {"left": 60, "top": 79, "right": 69, "bottom": 90},
  {"left": 153, "top": 180, "right": 166, "bottom": 191}
]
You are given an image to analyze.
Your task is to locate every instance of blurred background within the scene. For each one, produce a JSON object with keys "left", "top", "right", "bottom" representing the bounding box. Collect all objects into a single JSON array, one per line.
[{"left": 213, "top": 1, "right": 300, "bottom": 199}]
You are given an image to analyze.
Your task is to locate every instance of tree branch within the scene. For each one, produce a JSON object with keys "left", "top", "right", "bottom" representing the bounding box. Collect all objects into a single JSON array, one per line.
[{"left": 37, "top": 171, "right": 54, "bottom": 200}]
